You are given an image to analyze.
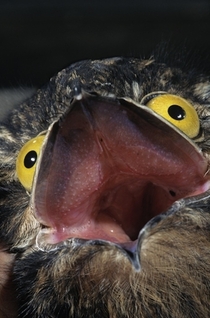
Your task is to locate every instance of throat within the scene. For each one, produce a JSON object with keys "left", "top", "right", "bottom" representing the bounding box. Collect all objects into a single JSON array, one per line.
[{"left": 38, "top": 178, "right": 175, "bottom": 245}]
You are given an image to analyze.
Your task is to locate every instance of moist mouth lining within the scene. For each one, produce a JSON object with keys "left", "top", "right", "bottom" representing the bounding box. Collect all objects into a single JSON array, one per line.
[
  {"left": 31, "top": 93, "right": 209, "bottom": 246},
  {"left": 94, "top": 177, "right": 176, "bottom": 242}
]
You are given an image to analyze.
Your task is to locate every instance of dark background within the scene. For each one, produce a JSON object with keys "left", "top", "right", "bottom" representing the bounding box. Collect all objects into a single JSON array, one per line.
[{"left": 0, "top": 0, "right": 210, "bottom": 88}]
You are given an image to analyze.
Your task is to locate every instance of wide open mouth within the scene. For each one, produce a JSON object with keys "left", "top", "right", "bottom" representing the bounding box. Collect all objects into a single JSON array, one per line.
[{"left": 31, "top": 92, "right": 209, "bottom": 247}]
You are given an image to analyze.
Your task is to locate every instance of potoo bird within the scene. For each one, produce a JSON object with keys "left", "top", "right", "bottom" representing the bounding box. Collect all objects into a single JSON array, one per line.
[{"left": 1, "top": 56, "right": 210, "bottom": 317}]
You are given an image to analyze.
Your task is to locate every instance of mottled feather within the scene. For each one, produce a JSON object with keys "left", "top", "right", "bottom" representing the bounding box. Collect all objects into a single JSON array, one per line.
[{"left": 1, "top": 57, "right": 210, "bottom": 317}]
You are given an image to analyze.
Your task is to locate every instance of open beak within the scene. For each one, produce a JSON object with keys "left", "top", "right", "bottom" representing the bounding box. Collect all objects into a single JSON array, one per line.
[{"left": 30, "top": 90, "right": 210, "bottom": 269}]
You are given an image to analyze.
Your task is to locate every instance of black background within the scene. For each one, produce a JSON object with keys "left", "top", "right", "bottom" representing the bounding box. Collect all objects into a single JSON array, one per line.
[{"left": 1, "top": 0, "right": 210, "bottom": 88}]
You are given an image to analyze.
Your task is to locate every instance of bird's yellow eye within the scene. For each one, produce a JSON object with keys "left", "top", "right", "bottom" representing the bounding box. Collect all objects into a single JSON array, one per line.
[
  {"left": 16, "top": 135, "right": 45, "bottom": 191},
  {"left": 146, "top": 94, "right": 200, "bottom": 138}
]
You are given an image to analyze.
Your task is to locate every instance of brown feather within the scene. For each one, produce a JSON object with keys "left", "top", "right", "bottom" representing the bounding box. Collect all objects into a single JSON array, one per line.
[{"left": 1, "top": 57, "right": 210, "bottom": 317}]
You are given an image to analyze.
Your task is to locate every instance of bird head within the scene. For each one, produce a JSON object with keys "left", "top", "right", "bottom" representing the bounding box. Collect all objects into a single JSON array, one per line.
[{"left": 1, "top": 57, "right": 210, "bottom": 316}]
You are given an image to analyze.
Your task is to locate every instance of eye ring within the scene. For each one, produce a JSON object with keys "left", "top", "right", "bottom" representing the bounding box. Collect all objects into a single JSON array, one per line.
[
  {"left": 16, "top": 134, "right": 45, "bottom": 191},
  {"left": 145, "top": 93, "right": 200, "bottom": 138},
  {"left": 140, "top": 91, "right": 167, "bottom": 105}
]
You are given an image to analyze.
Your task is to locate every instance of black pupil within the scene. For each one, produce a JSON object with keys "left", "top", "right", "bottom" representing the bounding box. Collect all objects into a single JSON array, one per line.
[
  {"left": 24, "top": 150, "right": 37, "bottom": 169},
  {"left": 168, "top": 105, "right": 186, "bottom": 120}
]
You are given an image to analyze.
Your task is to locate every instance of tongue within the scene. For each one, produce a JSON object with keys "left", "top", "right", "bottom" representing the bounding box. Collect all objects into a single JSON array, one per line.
[{"left": 31, "top": 93, "right": 209, "bottom": 244}]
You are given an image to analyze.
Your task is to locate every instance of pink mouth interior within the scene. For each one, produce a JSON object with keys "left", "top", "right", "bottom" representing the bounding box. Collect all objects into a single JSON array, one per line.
[{"left": 32, "top": 96, "right": 209, "bottom": 245}]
